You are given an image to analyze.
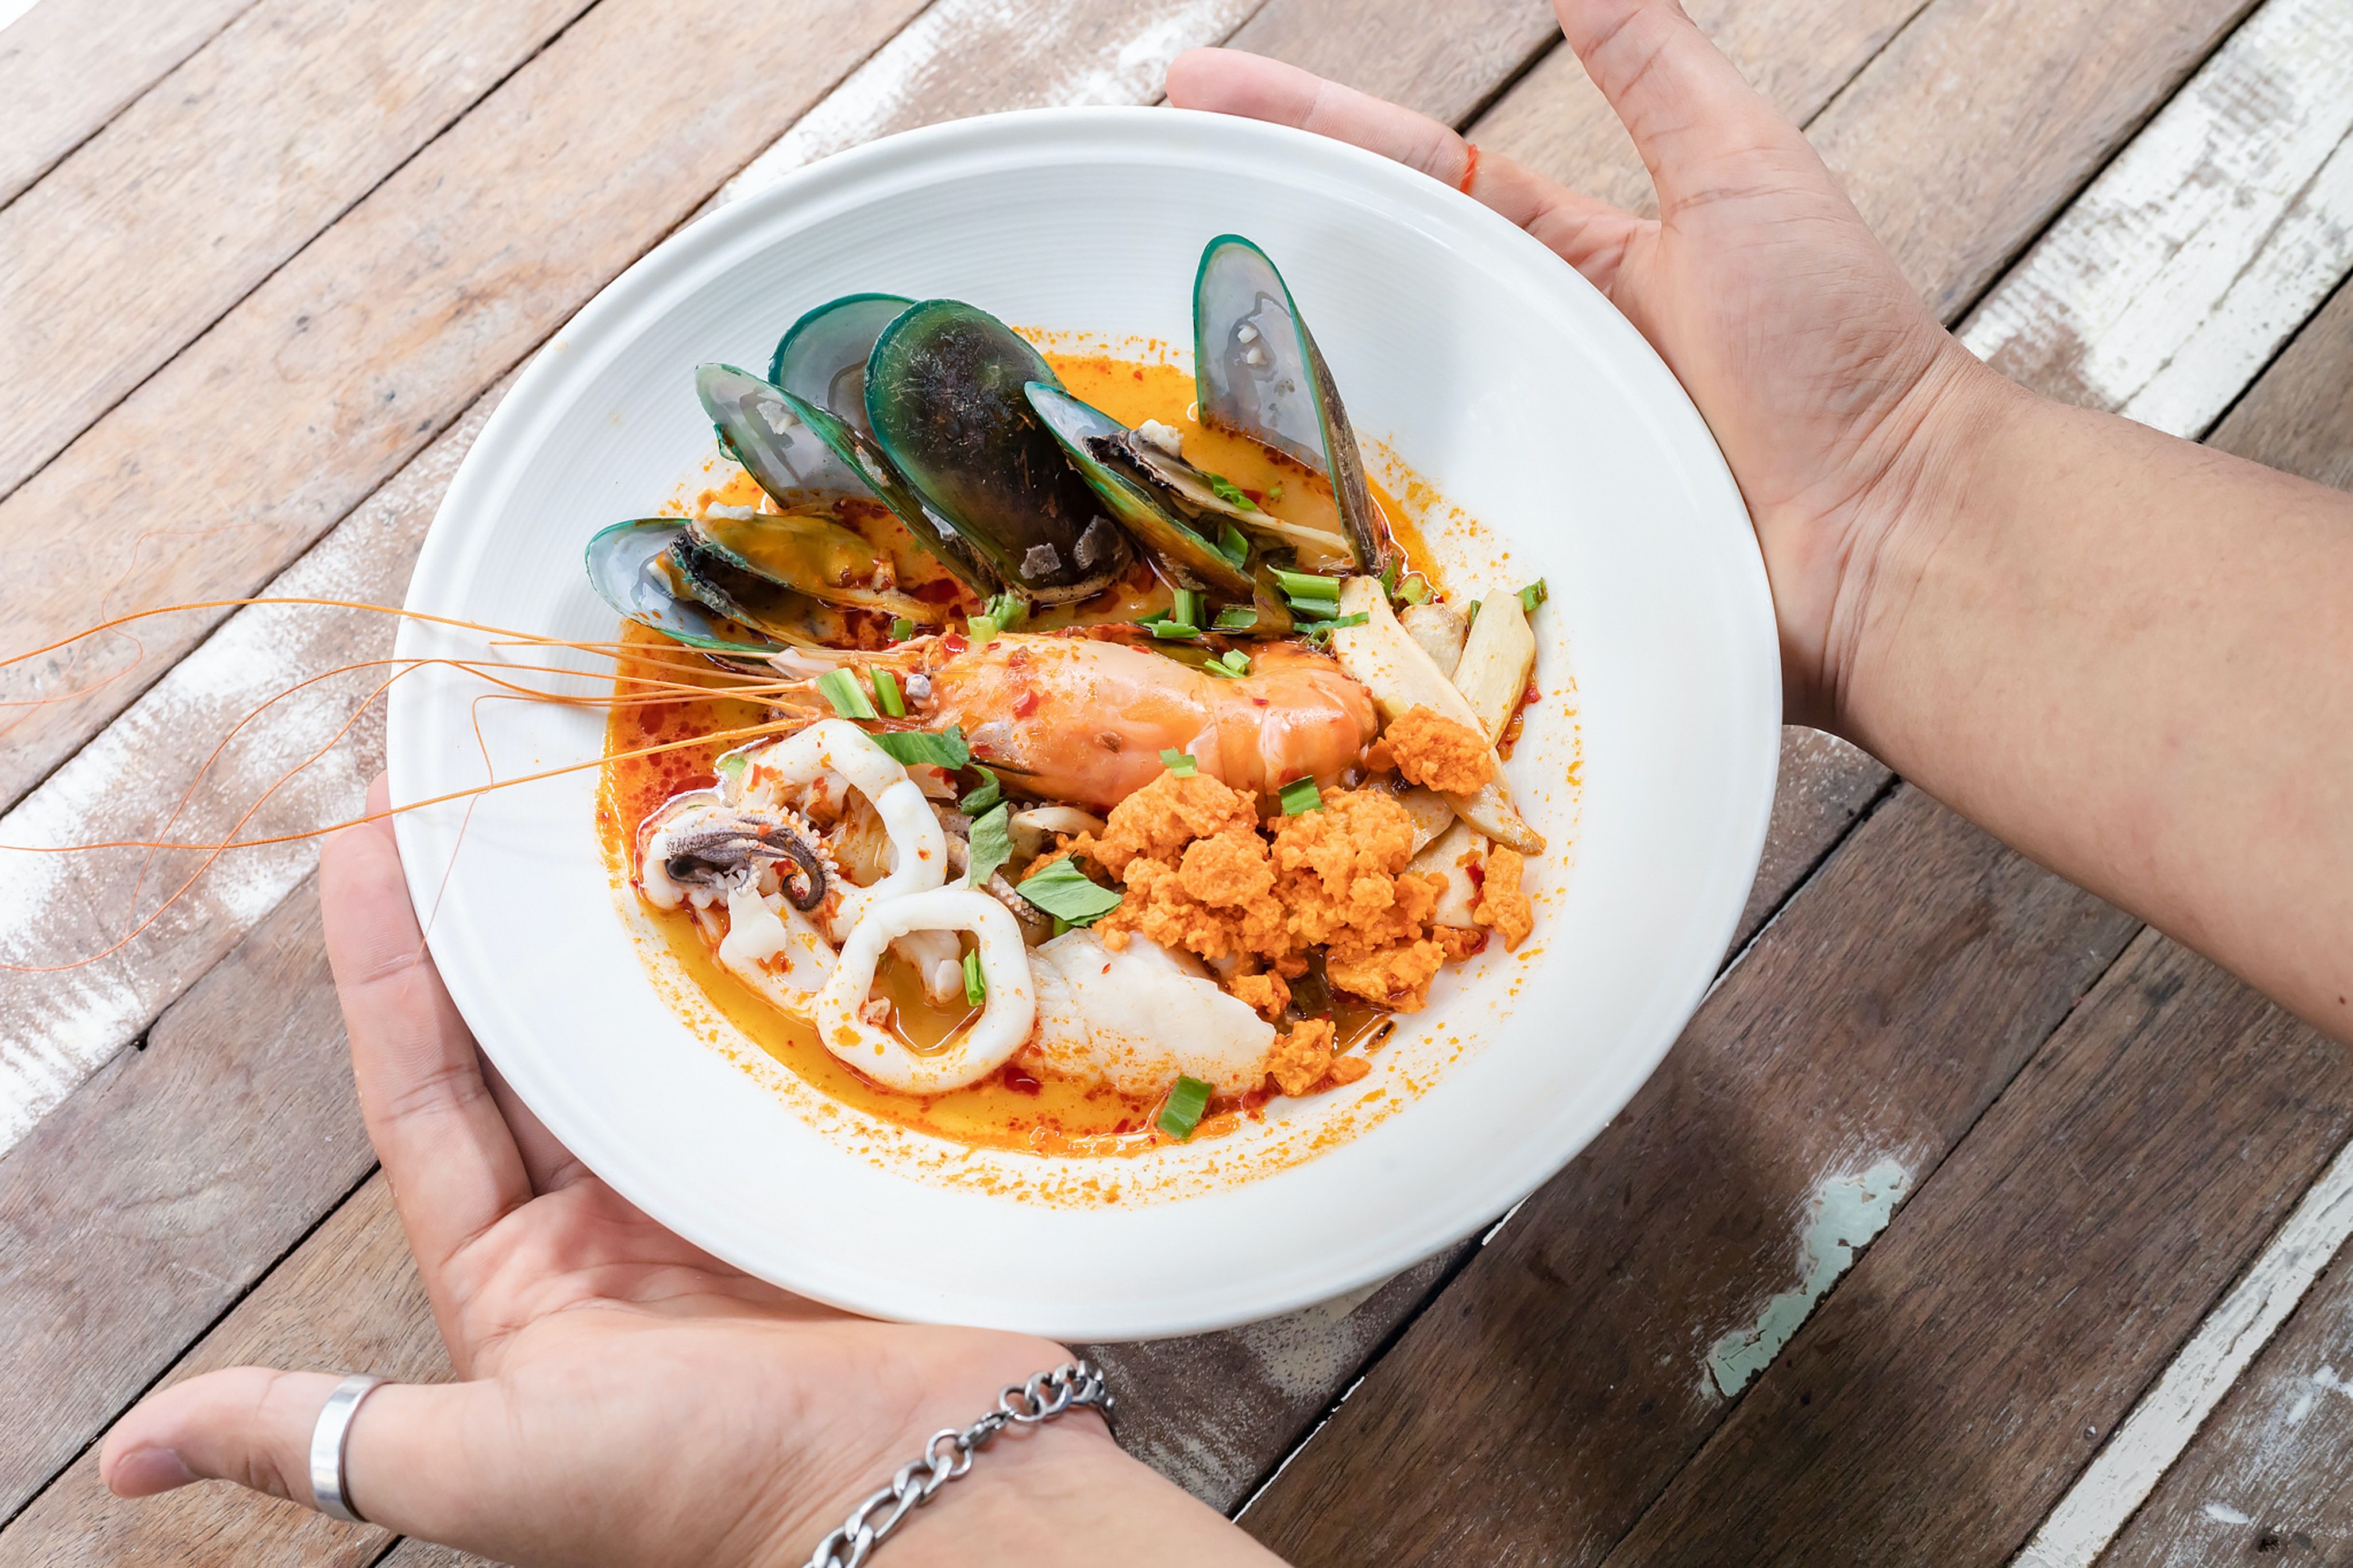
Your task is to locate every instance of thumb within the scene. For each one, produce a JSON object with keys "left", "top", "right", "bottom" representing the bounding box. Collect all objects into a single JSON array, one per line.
[
  {"left": 101, "top": 1366, "right": 501, "bottom": 1535},
  {"left": 1554, "top": 0, "right": 1828, "bottom": 217}
]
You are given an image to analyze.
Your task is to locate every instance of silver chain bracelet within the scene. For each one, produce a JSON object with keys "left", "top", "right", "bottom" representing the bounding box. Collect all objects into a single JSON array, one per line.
[{"left": 804, "top": 1360, "right": 1115, "bottom": 1568}]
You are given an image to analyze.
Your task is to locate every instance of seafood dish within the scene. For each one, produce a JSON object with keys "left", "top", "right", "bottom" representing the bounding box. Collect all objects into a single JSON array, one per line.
[{"left": 593, "top": 235, "right": 1552, "bottom": 1158}]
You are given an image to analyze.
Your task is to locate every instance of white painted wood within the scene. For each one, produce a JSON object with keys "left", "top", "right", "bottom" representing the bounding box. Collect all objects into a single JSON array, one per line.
[
  {"left": 2011, "top": 1135, "right": 2353, "bottom": 1568},
  {"left": 1959, "top": 0, "right": 2353, "bottom": 439},
  {"left": 0, "top": 0, "right": 1262, "bottom": 1157}
]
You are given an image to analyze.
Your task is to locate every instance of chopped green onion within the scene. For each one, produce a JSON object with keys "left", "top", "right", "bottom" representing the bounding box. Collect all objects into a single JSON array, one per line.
[
  {"left": 1271, "top": 569, "right": 1340, "bottom": 603},
  {"left": 963, "top": 801, "right": 1012, "bottom": 890},
  {"left": 963, "top": 948, "right": 988, "bottom": 1006},
  {"left": 1199, "top": 659, "right": 1238, "bottom": 679},
  {"left": 1160, "top": 748, "right": 1197, "bottom": 778},
  {"left": 1267, "top": 481, "right": 1284, "bottom": 503},
  {"left": 967, "top": 614, "right": 1001, "bottom": 643},
  {"left": 715, "top": 752, "right": 750, "bottom": 786},
  {"left": 1379, "top": 558, "right": 1400, "bottom": 597},
  {"left": 1213, "top": 605, "right": 1259, "bottom": 632},
  {"left": 1207, "top": 473, "right": 1257, "bottom": 512},
  {"left": 1148, "top": 620, "right": 1202, "bottom": 640},
  {"left": 983, "top": 591, "right": 1030, "bottom": 631},
  {"left": 1171, "top": 588, "right": 1203, "bottom": 629},
  {"left": 867, "top": 725, "right": 971, "bottom": 770},
  {"left": 1157, "top": 1075, "right": 1212, "bottom": 1140},
  {"left": 1217, "top": 520, "right": 1251, "bottom": 567},
  {"left": 1278, "top": 776, "right": 1323, "bottom": 815},
  {"left": 869, "top": 666, "right": 905, "bottom": 718},
  {"left": 1398, "top": 573, "right": 1433, "bottom": 605},
  {"left": 1051, "top": 915, "right": 1071, "bottom": 937},
  {"left": 958, "top": 764, "right": 1002, "bottom": 816},
  {"left": 1296, "top": 611, "right": 1370, "bottom": 643},
  {"left": 1221, "top": 648, "right": 1251, "bottom": 674},
  {"left": 890, "top": 616, "right": 916, "bottom": 642},
  {"left": 1464, "top": 598, "right": 1482, "bottom": 624},
  {"left": 1018, "top": 858, "right": 1125, "bottom": 925},
  {"left": 1517, "top": 578, "right": 1549, "bottom": 615},
  {"left": 816, "top": 668, "right": 876, "bottom": 720}
]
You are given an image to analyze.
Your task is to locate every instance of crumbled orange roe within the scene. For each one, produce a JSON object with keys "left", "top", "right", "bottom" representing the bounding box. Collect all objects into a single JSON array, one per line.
[
  {"left": 1475, "top": 846, "right": 1534, "bottom": 950},
  {"left": 1379, "top": 705, "right": 1496, "bottom": 794},
  {"left": 1265, "top": 1018, "right": 1367, "bottom": 1095},
  {"left": 1074, "top": 772, "right": 1455, "bottom": 1016}
]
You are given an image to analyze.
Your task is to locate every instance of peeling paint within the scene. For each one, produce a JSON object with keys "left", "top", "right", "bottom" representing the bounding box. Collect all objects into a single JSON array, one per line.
[
  {"left": 2202, "top": 1501, "right": 2253, "bottom": 1525},
  {"left": 1706, "top": 1157, "right": 1911, "bottom": 1398}
]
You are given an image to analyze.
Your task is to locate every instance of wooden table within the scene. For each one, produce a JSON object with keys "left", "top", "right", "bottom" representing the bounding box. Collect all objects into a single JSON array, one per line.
[{"left": 3, "top": 0, "right": 2350, "bottom": 1562}]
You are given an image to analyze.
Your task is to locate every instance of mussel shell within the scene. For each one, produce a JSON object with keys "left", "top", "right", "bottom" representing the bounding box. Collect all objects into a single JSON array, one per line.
[
  {"left": 584, "top": 517, "right": 793, "bottom": 657},
  {"left": 769, "top": 293, "right": 912, "bottom": 438},
  {"left": 687, "top": 506, "right": 947, "bottom": 625},
  {"left": 866, "top": 300, "right": 1131, "bottom": 605},
  {"left": 1192, "top": 235, "right": 1391, "bottom": 574},
  {"left": 1023, "top": 382, "right": 1255, "bottom": 598},
  {"left": 697, "top": 362, "right": 1000, "bottom": 596},
  {"left": 667, "top": 536, "right": 839, "bottom": 648}
]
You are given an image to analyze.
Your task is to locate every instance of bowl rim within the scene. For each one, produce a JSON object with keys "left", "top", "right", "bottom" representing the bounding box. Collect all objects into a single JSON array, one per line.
[{"left": 389, "top": 103, "right": 1781, "bottom": 1338}]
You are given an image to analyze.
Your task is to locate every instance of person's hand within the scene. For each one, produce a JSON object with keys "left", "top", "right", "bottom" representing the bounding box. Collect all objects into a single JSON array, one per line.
[
  {"left": 95, "top": 775, "right": 1124, "bottom": 1567},
  {"left": 1168, "top": 2, "right": 2007, "bottom": 729}
]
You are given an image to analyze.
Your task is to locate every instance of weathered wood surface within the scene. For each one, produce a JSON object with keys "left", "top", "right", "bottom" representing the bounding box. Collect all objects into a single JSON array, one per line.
[
  {"left": 0, "top": 0, "right": 592, "bottom": 499},
  {"left": 0, "top": 0, "right": 933, "bottom": 814},
  {"left": 1218, "top": 0, "right": 1560, "bottom": 123},
  {"left": 0, "top": 1177, "right": 443, "bottom": 1567},
  {"left": 2092, "top": 1188, "right": 2353, "bottom": 1566},
  {"left": 0, "top": 876, "right": 367, "bottom": 1521},
  {"left": 1596, "top": 935, "right": 2346, "bottom": 1567},
  {"left": 1240, "top": 789, "right": 2142, "bottom": 1563},
  {"left": 1959, "top": 0, "right": 2353, "bottom": 438},
  {"left": 0, "top": 0, "right": 254, "bottom": 205},
  {"left": 2210, "top": 273, "right": 2353, "bottom": 489}
]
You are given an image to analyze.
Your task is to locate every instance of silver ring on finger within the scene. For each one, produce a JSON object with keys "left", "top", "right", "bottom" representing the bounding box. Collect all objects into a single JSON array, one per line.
[{"left": 308, "top": 1373, "right": 387, "bottom": 1523}]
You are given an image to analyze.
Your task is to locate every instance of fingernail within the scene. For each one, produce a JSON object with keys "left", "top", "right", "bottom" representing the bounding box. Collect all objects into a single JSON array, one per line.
[{"left": 109, "top": 1446, "right": 198, "bottom": 1497}]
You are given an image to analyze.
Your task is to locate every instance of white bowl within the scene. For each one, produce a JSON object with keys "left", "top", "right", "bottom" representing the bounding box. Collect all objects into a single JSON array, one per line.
[{"left": 388, "top": 106, "right": 1777, "bottom": 1341}]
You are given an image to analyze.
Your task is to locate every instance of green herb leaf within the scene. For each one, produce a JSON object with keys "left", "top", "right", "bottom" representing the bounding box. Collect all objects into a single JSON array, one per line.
[
  {"left": 890, "top": 617, "right": 916, "bottom": 642},
  {"left": 958, "top": 764, "right": 1002, "bottom": 816},
  {"left": 867, "top": 725, "right": 971, "bottom": 771},
  {"left": 1271, "top": 568, "right": 1340, "bottom": 603},
  {"left": 816, "top": 668, "right": 876, "bottom": 720},
  {"left": 1207, "top": 473, "right": 1258, "bottom": 512},
  {"left": 1157, "top": 1075, "right": 1212, "bottom": 1140},
  {"left": 1279, "top": 777, "right": 1323, "bottom": 815},
  {"left": 1217, "top": 520, "right": 1251, "bottom": 567},
  {"left": 1051, "top": 915, "right": 1071, "bottom": 937},
  {"left": 1213, "top": 604, "right": 1259, "bottom": 632},
  {"left": 1018, "top": 858, "right": 1125, "bottom": 925},
  {"left": 1297, "top": 611, "right": 1370, "bottom": 643},
  {"left": 1160, "top": 748, "right": 1197, "bottom": 778},
  {"left": 963, "top": 948, "right": 988, "bottom": 1007},
  {"left": 1517, "top": 578, "right": 1549, "bottom": 615},
  {"left": 1148, "top": 620, "right": 1202, "bottom": 640},
  {"left": 963, "top": 801, "right": 1012, "bottom": 891},
  {"left": 870, "top": 666, "right": 906, "bottom": 718}
]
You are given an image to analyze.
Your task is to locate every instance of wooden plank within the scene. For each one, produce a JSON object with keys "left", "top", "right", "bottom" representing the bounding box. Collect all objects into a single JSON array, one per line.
[
  {"left": 2208, "top": 273, "right": 2353, "bottom": 489},
  {"left": 2089, "top": 1183, "right": 2353, "bottom": 1566},
  {"left": 0, "top": 0, "right": 595, "bottom": 501},
  {"left": 1237, "top": 789, "right": 2141, "bottom": 1563},
  {"left": 376, "top": 1544, "right": 493, "bottom": 1568},
  {"left": 0, "top": 0, "right": 256, "bottom": 206},
  {"left": 1591, "top": 936, "right": 2345, "bottom": 1567},
  {"left": 1958, "top": 0, "right": 2353, "bottom": 438},
  {"left": 0, "top": 0, "right": 935, "bottom": 816},
  {"left": 1218, "top": 0, "right": 1560, "bottom": 125},
  {"left": 0, "top": 876, "right": 368, "bottom": 1521},
  {"left": 2013, "top": 1134, "right": 2353, "bottom": 1566},
  {"left": 0, "top": 1175, "right": 445, "bottom": 1567}
]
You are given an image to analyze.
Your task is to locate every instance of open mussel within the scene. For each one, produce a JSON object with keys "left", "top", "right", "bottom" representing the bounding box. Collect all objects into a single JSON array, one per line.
[
  {"left": 687, "top": 504, "right": 946, "bottom": 627},
  {"left": 1023, "top": 383, "right": 1255, "bottom": 598},
  {"left": 696, "top": 362, "right": 1000, "bottom": 596},
  {"left": 769, "top": 293, "right": 911, "bottom": 440},
  {"left": 866, "top": 300, "right": 1131, "bottom": 605},
  {"left": 585, "top": 518, "right": 798, "bottom": 659},
  {"left": 1193, "top": 235, "right": 1392, "bottom": 576}
]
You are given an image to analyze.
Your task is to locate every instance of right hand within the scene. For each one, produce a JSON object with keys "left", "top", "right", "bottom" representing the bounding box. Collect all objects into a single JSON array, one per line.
[{"left": 1168, "top": 1, "right": 2007, "bottom": 729}]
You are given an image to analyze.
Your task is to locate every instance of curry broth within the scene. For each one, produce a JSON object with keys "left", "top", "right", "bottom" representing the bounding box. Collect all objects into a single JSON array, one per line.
[{"left": 600, "top": 347, "right": 1439, "bottom": 1156}]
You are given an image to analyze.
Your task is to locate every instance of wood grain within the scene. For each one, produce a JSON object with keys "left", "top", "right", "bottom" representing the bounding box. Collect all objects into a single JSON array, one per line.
[
  {"left": 1959, "top": 0, "right": 2353, "bottom": 438},
  {"left": 375, "top": 1543, "right": 496, "bottom": 1568},
  {"left": 1239, "top": 788, "right": 2142, "bottom": 1564},
  {"left": 0, "top": 0, "right": 255, "bottom": 206},
  {"left": 1220, "top": 0, "right": 1560, "bottom": 123},
  {"left": 0, "top": 876, "right": 368, "bottom": 1521},
  {"left": 1594, "top": 934, "right": 2348, "bottom": 1567},
  {"left": 2093, "top": 1211, "right": 2353, "bottom": 1565},
  {"left": 2209, "top": 273, "right": 2353, "bottom": 489},
  {"left": 0, "top": 0, "right": 592, "bottom": 500},
  {"left": 0, "top": 1175, "right": 446, "bottom": 1567},
  {"left": 0, "top": 0, "right": 932, "bottom": 816}
]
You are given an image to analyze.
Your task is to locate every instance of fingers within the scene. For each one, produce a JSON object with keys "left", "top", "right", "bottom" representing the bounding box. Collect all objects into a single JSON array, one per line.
[
  {"left": 101, "top": 1366, "right": 502, "bottom": 1542},
  {"left": 1167, "top": 49, "right": 1646, "bottom": 292},
  {"left": 321, "top": 775, "right": 531, "bottom": 1344},
  {"left": 1552, "top": 0, "right": 1823, "bottom": 215}
]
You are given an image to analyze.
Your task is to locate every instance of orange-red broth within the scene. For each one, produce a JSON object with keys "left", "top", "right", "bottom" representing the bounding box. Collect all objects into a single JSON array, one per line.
[{"left": 599, "top": 352, "right": 1430, "bottom": 1157}]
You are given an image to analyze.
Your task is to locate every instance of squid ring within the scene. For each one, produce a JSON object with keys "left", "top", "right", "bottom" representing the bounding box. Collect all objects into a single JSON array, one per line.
[
  {"left": 812, "top": 889, "right": 1036, "bottom": 1094},
  {"left": 751, "top": 719, "right": 947, "bottom": 941}
]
